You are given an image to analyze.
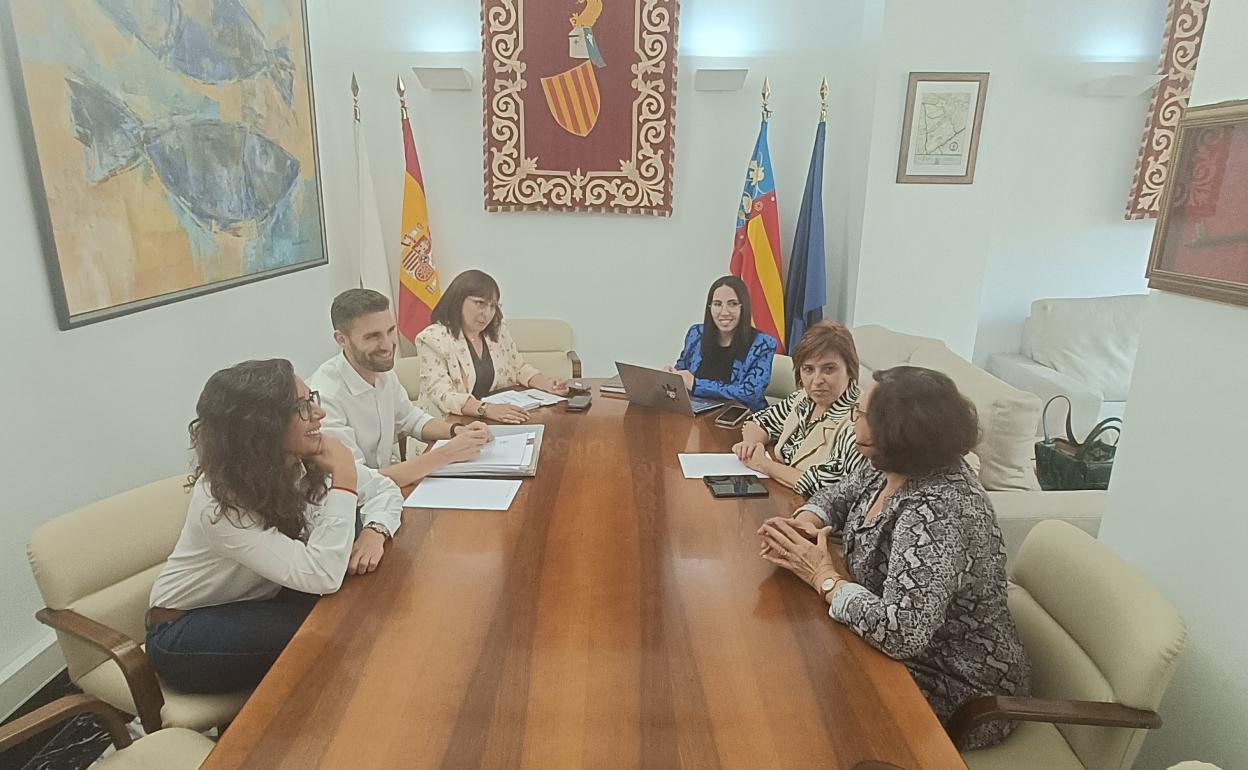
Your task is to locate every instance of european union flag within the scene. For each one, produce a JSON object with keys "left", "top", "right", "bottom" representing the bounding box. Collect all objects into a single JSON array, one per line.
[{"left": 784, "top": 120, "right": 827, "bottom": 350}]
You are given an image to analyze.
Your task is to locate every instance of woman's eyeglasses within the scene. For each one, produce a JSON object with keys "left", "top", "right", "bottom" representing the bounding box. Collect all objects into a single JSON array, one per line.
[
  {"left": 849, "top": 404, "right": 864, "bottom": 422},
  {"left": 709, "top": 300, "right": 742, "bottom": 311},
  {"left": 294, "top": 391, "right": 321, "bottom": 420}
]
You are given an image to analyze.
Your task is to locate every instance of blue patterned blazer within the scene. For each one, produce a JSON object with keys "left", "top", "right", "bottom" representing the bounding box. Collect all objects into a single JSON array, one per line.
[{"left": 675, "top": 324, "right": 777, "bottom": 412}]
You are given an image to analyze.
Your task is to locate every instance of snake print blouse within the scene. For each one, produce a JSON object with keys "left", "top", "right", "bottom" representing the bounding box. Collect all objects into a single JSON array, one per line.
[{"left": 797, "top": 461, "right": 1030, "bottom": 750}]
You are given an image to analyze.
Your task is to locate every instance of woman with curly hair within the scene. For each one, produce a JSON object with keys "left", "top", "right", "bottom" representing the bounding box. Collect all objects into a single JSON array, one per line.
[{"left": 146, "top": 359, "right": 403, "bottom": 694}]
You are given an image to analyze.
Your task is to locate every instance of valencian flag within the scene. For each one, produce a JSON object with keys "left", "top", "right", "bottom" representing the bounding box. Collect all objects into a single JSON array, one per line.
[
  {"left": 784, "top": 118, "right": 827, "bottom": 349},
  {"left": 730, "top": 119, "right": 786, "bottom": 351},
  {"left": 396, "top": 84, "right": 442, "bottom": 342}
]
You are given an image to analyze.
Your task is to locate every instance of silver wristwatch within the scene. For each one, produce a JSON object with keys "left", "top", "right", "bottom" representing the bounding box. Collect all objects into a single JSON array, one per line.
[{"left": 364, "top": 522, "right": 392, "bottom": 540}]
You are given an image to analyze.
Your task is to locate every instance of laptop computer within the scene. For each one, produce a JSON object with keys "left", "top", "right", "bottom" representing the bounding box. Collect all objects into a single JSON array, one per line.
[{"left": 615, "top": 362, "right": 725, "bottom": 416}]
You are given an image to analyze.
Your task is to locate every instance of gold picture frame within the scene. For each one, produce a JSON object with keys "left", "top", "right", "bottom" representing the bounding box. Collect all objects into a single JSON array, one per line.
[
  {"left": 1146, "top": 99, "right": 1248, "bottom": 307},
  {"left": 896, "top": 72, "right": 989, "bottom": 185}
]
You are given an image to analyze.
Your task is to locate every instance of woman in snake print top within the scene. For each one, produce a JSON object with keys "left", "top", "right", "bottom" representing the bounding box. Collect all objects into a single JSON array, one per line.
[{"left": 758, "top": 366, "right": 1029, "bottom": 750}]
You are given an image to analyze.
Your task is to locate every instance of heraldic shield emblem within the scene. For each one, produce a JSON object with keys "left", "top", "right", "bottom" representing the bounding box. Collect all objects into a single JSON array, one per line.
[{"left": 541, "top": 60, "right": 601, "bottom": 137}]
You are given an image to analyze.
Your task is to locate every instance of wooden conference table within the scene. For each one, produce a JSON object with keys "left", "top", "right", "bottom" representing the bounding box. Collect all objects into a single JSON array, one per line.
[{"left": 203, "top": 384, "right": 965, "bottom": 769}]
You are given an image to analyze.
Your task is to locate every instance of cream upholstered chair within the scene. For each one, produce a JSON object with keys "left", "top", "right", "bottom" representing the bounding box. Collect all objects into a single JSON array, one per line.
[
  {"left": 0, "top": 694, "right": 213, "bottom": 769},
  {"left": 394, "top": 354, "right": 422, "bottom": 401},
  {"left": 507, "top": 318, "right": 582, "bottom": 380},
  {"left": 765, "top": 353, "right": 796, "bottom": 401},
  {"left": 955, "top": 520, "right": 1186, "bottom": 769},
  {"left": 27, "top": 477, "right": 250, "bottom": 733}
]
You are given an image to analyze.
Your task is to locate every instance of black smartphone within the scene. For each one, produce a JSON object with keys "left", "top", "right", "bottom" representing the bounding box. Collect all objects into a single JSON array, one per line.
[
  {"left": 703, "top": 474, "right": 768, "bottom": 498},
  {"left": 714, "top": 404, "right": 752, "bottom": 428},
  {"left": 566, "top": 394, "right": 592, "bottom": 412},
  {"left": 567, "top": 380, "right": 591, "bottom": 394}
]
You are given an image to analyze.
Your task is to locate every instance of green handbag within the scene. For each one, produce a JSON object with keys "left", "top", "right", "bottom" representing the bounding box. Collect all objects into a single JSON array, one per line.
[{"left": 1034, "top": 395, "right": 1122, "bottom": 491}]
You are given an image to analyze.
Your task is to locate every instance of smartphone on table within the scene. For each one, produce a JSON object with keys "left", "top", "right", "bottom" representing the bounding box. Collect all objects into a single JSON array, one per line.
[
  {"left": 704, "top": 475, "right": 769, "bottom": 498},
  {"left": 714, "top": 404, "right": 752, "bottom": 428},
  {"left": 566, "top": 393, "right": 592, "bottom": 412}
]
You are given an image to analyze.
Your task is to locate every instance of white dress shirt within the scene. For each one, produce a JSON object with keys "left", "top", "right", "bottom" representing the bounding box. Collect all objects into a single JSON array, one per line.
[
  {"left": 308, "top": 352, "right": 435, "bottom": 469},
  {"left": 149, "top": 466, "right": 403, "bottom": 610}
]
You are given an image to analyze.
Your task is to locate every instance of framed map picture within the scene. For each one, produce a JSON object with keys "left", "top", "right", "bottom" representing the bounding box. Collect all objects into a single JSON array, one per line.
[
  {"left": 896, "top": 72, "right": 989, "bottom": 184},
  {"left": 1147, "top": 100, "right": 1248, "bottom": 307},
  {"left": 2, "top": 0, "right": 327, "bottom": 329}
]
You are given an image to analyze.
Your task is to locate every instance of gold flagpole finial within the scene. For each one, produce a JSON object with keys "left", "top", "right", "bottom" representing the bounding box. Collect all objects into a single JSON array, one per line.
[
  {"left": 819, "top": 77, "right": 829, "bottom": 123},
  {"left": 761, "top": 77, "right": 772, "bottom": 122},
  {"left": 396, "top": 75, "right": 408, "bottom": 121},
  {"left": 351, "top": 73, "right": 360, "bottom": 123}
]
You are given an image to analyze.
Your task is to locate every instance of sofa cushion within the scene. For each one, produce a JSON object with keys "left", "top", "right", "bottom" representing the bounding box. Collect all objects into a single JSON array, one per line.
[
  {"left": 907, "top": 345, "right": 1042, "bottom": 491},
  {"left": 1022, "top": 296, "right": 1146, "bottom": 402}
]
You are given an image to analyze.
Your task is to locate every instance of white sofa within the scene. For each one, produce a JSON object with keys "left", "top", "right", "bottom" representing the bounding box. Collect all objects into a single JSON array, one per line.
[
  {"left": 851, "top": 325, "right": 1105, "bottom": 560},
  {"left": 986, "top": 295, "right": 1146, "bottom": 440}
]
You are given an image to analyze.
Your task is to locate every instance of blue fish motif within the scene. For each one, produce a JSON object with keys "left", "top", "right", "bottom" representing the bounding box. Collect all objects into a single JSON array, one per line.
[
  {"left": 67, "top": 76, "right": 301, "bottom": 234},
  {"left": 96, "top": 0, "right": 295, "bottom": 107}
]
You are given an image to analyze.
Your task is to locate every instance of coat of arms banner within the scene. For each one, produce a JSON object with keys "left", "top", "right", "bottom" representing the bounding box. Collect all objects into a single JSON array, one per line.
[{"left": 482, "top": 0, "right": 680, "bottom": 215}]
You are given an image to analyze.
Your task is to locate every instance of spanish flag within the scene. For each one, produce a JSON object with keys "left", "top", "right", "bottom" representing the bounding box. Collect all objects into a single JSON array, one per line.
[
  {"left": 730, "top": 119, "right": 786, "bottom": 352},
  {"left": 396, "top": 104, "right": 442, "bottom": 341}
]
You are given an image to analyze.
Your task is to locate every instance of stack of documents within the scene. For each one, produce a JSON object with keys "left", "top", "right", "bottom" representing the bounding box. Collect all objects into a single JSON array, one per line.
[
  {"left": 599, "top": 376, "right": 626, "bottom": 395},
  {"left": 677, "top": 453, "right": 768, "bottom": 479},
  {"left": 428, "top": 425, "right": 545, "bottom": 478},
  {"left": 482, "top": 389, "right": 567, "bottom": 411},
  {"left": 404, "top": 478, "right": 522, "bottom": 511},
  {"left": 432, "top": 433, "right": 530, "bottom": 473}
]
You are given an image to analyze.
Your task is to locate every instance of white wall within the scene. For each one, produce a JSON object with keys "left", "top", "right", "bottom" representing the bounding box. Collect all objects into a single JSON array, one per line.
[
  {"left": 323, "top": 0, "right": 865, "bottom": 374},
  {"left": 972, "top": 0, "right": 1162, "bottom": 365},
  {"left": 0, "top": 6, "right": 345, "bottom": 716},
  {"left": 846, "top": 0, "right": 1163, "bottom": 360},
  {"left": 1097, "top": 1, "right": 1248, "bottom": 767}
]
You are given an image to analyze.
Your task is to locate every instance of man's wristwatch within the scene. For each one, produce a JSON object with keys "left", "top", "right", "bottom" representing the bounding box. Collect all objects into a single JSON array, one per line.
[
  {"left": 364, "top": 522, "right": 392, "bottom": 541},
  {"left": 476, "top": 402, "right": 488, "bottom": 417}
]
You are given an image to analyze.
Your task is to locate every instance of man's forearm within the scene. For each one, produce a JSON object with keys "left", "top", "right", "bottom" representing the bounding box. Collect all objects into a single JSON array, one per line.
[{"left": 420, "top": 419, "right": 457, "bottom": 442}]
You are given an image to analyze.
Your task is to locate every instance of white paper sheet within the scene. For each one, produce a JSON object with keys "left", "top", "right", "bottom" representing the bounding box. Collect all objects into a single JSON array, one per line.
[
  {"left": 482, "top": 391, "right": 543, "bottom": 410},
  {"left": 403, "top": 478, "right": 523, "bottom": 510},
  {"left": 677, "top": 453, "right": 768, "bottom": 479},
  {"left": 519, "top": 388, "right": 567, "bottom": 405}
]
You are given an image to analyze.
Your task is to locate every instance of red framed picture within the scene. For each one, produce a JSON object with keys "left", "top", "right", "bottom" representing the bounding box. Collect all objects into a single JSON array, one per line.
[{"left": 1147, "top": 100, "right": 1248, "bottom": 306}]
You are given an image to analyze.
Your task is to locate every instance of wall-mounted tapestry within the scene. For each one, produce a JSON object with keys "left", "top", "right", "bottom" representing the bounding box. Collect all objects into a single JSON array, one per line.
[
  {"left": 2, "top": 0, "right": 327, "bottom": 329},
  {"left": 482, "top": 0, "right": 679, "bottom": 215},
  {"left": 1125, "top": 0, "right": 1209, "bottom": 221}
]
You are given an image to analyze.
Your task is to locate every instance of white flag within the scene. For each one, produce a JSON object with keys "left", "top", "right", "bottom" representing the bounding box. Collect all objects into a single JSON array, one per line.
[{"left": 354, "top": 118, "right": 394, "bottom": 303}]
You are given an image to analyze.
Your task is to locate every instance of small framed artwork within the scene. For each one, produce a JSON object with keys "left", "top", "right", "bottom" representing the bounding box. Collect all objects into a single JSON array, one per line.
[
  {"left": 1146, "top": 100, "right": 1248, "bottom": 307},
  {"left": 896, "top": 72, "right": 989, "bottom": 184}
]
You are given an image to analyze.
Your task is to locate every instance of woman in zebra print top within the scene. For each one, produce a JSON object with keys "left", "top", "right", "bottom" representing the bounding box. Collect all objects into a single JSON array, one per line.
[{"left": 733, "top": 321, "right": 869, "bottom": 498}]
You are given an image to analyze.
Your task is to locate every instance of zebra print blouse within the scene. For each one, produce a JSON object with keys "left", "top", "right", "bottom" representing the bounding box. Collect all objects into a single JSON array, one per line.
[{"left": 748, "top": 384, "right": 869, "bottom": 497}]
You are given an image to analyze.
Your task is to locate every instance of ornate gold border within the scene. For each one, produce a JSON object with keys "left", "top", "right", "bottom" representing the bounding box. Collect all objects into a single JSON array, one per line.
[
  {"left": 482, "top": 0, "right": 679, "bottom": 215},
  {"left": 1125, "top": 0, "right": 1209, "bottom": 221}
]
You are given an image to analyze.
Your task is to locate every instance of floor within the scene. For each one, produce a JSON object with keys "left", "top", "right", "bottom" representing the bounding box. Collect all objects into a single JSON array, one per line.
[{"left": 0, "top": 672, "right": 111, "bottom": 770}]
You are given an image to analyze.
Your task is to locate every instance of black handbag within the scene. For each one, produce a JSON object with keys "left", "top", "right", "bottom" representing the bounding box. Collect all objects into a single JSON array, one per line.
[{"left": 1034, "top": 395, "right": 1122, "bottom": 491}]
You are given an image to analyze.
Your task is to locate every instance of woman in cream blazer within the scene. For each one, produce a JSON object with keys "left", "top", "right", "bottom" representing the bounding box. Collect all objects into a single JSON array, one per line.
[{"left": 415, "top": 270, "right": 568, "bottom": 423}]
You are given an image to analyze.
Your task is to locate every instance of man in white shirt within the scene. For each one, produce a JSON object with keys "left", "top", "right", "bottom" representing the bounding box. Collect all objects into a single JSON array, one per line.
[{"left": 309, "top": 290, "right": 491, "bottom": 569}]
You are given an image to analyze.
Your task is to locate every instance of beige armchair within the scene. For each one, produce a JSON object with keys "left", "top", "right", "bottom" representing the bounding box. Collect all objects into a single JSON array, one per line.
[
  {"left": 0, "top": 694, "right": 213, "bottom": 768},
  {"left": 765, "top": 354, "right": 796, "bottom": 401},
  {"left": 26, "top": 477, "right": 250, "bottom": 733},
  {"left": 507, "top": 318, "right": 582, "bottom": 380},
  {"left": 957, "top": 520, "right": 1187, "bottom": 769}
]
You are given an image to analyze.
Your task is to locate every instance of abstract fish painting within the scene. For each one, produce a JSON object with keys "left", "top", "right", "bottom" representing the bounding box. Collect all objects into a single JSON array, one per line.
[
  {"left": 2, "top": 0, "right": 325, "bottom": 328},
  {"left": 96, "top": 0, "right": 295, "bottom": 107}
]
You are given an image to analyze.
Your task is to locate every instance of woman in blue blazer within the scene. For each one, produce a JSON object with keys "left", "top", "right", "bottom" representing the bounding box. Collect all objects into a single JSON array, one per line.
[{"left": 666, "top": 276, "right": 777, "bottom": 412}]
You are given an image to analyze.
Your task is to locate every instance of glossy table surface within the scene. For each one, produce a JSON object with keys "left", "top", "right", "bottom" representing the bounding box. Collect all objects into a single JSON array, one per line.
[{"left": 202, "top": 386, "right": 965, "bottom": 769}]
